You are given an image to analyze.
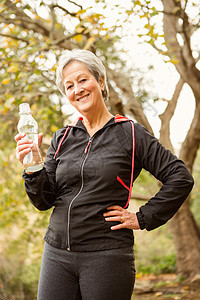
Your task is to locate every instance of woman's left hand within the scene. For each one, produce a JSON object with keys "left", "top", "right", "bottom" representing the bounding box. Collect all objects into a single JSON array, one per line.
[{"left": 103, "top": 205, "right": 141, "bottom": 230}]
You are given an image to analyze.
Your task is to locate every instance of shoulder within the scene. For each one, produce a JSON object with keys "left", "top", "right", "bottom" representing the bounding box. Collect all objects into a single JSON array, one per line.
[
  {"left": 51, "top": 126, "right": 69, "bottom": 147},
  {"left": 114, "top": 120, "right": 152, "bottom": 146},
  {"left": 120, "top": 120, "right": 153, "bottom": 142}
]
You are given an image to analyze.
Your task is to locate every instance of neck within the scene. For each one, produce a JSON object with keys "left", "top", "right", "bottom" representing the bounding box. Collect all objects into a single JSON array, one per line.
[{"left": 82, "top": 107, "right": 113, "bottom": 135}]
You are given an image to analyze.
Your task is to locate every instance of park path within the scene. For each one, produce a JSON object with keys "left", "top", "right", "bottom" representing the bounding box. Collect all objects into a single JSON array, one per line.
[{"left": 132, "top": 274, "right": 200, "bottom": 300}]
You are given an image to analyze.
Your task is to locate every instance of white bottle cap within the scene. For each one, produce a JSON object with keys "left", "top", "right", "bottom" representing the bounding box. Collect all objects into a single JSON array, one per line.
[{"left": 19, "top": 103, "right": 31, "bottom": 115}]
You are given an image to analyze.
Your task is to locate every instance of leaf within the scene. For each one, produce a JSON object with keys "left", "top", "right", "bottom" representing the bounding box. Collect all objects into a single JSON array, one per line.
[
  {"left": 7, "top": 65, "right": 18, "bottom": 73},
  {"left": 34, "top": 70, "right": 41, "bottom": 75},
  {"left": 20, "top": 54, "right": 28, "bottom": 61},
  {"left": 76, "top": 26, "right": 85, "bottom": 34},
  {"left": 5, "top": 96, "right": 15, "bottom": 107},
  {"left": 3, "top": 106, "right": 8, "bottom": 114},
  {"left": 2, "top": 78, "right": 11, "bottom": 85},
  {"left": 140, "top": 13, "right": 149, "bottom": 19},
  {"left": 75, "top": 9, "right": 87, "bottom": 17},
  {"left": 169, "top": 58, "right": 179, "bottom": 64},
  {"left": 24, "top": 4, "right": 31, "bottom": 10},
  {"left": 84, "top": 37, "right": 96, "bottom": 50},
  {"left": 50, "top": 125, "right": 59, "bottom": 132},
  {"left": 73, "top": 34, "right": 83, "bottom": 43}
]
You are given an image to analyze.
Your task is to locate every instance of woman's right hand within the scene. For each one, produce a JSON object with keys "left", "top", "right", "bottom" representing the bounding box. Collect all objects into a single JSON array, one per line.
[{"left": 14, "top": 133, "right": 43, "bottom": 165}]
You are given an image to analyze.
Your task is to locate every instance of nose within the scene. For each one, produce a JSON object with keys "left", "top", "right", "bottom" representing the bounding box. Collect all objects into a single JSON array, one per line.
[{"left": 74, "top": 84, "right": 84, "bottom": 95}]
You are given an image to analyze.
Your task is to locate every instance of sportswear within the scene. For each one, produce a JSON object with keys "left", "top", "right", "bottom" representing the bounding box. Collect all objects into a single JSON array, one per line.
[
  {"left": 37, "top": 242, "right": 135, "bottom": 300},
  {"left": 23, "top": 115, "right": 194, "bottom": 251}
]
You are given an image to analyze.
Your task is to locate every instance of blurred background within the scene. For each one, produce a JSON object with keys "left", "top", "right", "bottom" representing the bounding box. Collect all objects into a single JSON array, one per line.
[{"left": 0, "top": 0, "right": 200, "bottom": 299}]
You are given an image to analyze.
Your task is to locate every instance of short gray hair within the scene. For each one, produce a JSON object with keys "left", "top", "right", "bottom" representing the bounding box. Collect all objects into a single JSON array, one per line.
[{"left": 56, "top": 49, "right": 109, "bottom": 101}]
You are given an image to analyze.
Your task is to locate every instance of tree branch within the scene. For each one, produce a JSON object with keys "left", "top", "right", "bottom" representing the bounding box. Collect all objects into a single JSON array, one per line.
[
  {"left": 68, "top": 0, "right": 82, "bottom": 10},
  {"left": 159, "top": 77, "right": 184, "bottom": 150},
  {"left": 0, "top": 33, "right": 29, "bottom": 44},
  {"left": 107, "top": 82, "right": 125, "bottom": 116},
  {"left": 50, "top": 4, "right": 77, "bottom": 18},
  {"left": 4, "top": 0, "right": 50, "bottom": 35},
  {"left": 106, "top": 66, "right": 154, "bottom": 135},
  {"left": 161, "top": 0, "right": 200, "bottom": 96},
  {"left": 179, "top": 100, "right": 200, "bottom": 172},
  {"left": 49, "top": 5, "right": 56, "bottom": 40},
  {"left": 2, "top": 1, "right": 73, "bottom": 49},
  {"left": 49, "top": 32, "right": 81, "bottom": 46}
]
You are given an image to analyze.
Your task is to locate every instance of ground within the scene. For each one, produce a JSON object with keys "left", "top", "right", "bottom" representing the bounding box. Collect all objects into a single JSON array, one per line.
[{"left": 132, "top": 274, "right": 200, "bottom": 300}]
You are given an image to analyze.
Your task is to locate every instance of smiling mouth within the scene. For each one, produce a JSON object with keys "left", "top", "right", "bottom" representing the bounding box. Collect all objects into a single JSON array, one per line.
[{"left": 77, "top": 94, "right": 90, "bottom": 102}]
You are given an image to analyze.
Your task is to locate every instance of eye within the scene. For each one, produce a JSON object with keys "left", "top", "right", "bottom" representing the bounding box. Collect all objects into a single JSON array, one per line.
[
  {"left": 80, "top": 78, "right": 86, "bottom": 83},
  {"left": 66, "top": 85, "right": 73, "bottom": 90}
]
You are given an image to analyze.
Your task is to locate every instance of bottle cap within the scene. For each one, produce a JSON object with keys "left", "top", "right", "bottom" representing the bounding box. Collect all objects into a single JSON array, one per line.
[{"left": 19, "top": 103, "right": 31, "bottom": 115}]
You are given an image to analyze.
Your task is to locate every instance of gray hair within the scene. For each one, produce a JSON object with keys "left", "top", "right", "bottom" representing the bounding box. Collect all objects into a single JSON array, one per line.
[{"left": 56, "top": 49, "right": 109, "bottom": 101}]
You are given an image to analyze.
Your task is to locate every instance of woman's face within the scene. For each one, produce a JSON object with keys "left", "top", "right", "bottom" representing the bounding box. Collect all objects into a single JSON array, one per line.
[{"left": 62, "top": 61, "right": 105, "bottom": 116}]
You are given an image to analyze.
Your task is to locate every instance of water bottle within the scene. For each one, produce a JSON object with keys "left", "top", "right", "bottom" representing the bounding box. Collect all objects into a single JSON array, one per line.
[{"left": 17, "top": 103, "right": 44, "bottom": 172}]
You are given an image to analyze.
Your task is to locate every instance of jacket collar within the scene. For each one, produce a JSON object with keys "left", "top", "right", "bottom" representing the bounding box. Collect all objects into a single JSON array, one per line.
[{"left": 68, "top": 114, "right": 130, "bottom": 130}]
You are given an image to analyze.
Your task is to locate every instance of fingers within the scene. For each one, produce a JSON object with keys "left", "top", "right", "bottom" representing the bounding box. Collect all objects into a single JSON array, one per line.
[
  {"left": 14, "top": 133, "right": 26, "bottom": 143},
  {"left": 106, "top": 205, "right": 123, "bottom": 212},
  {"left": 103, "top": 206, "right": 141, "bottom": 230},
  {"left": 104, "top": 210, "right": 123, "bottom": 218},
  {"left": 110, "top": 224, "right": 125, "bottom": 230},
  {"left": 16, "top": 148, "right": 32, "bottom": 163},
  {"left": 105, "top": 216, "right": 122, "bottom": 222},
  {"left": 38, "top": 133, "right": 43, "bottom": 147},
  {"left": 103, "top": 206, "right": 124, "bottom": 230},
  {"left": 15, "top": 134, "right": 34, "bottom": 164},
  {"left": 16, "top": 142, "right": 34, "bottom": 164},
  {"left": 15, "top": 132, "right": 44, "bottom": 166}
]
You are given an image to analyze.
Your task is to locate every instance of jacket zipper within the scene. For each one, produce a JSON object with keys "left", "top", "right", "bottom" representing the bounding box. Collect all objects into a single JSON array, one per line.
[{"left": 67, "top": 137, "right": 92, "bottom": 251}]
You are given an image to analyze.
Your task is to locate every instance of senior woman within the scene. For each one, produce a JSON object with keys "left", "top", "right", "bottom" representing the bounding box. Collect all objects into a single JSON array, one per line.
[{"left": 15, "top": 49, "right": 194, "bottom": 300}]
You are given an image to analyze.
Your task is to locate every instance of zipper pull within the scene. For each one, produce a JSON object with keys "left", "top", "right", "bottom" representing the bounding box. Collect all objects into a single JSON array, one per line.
[{"left": 84, "top": 138, "right": 92, "bottom": 153}]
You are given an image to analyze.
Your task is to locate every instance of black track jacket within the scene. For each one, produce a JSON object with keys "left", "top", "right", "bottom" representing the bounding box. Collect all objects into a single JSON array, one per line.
[{"left": 23, "top": 115, "right": 194, "bottom": 251}]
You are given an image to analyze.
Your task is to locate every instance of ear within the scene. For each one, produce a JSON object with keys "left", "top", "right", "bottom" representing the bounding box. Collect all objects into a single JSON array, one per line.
[{"left": 99, "top": 77, "right": 105, "bottom": 91}]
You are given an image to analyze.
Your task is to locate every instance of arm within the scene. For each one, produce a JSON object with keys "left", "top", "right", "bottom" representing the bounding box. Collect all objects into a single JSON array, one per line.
[
  {"left": 104, "top": 123, "right": 194, "bottom": 231},
  {"left": 134, "top": 123, "right": 194, "bottom": 230},
  {"left": 15, "top": 131, "right": 59, "bottom": 211},
  {"left": 23, "top": 132, "right": 59, "bottom": 211}
]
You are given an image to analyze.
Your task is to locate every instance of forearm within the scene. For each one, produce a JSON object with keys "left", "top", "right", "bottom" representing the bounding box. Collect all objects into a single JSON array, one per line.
[
  {"left": 23, "top": 168, "right": 56, "bottom": 211},
  {"left": 136, "top": 163, "right": 194, "bottom": 230}
]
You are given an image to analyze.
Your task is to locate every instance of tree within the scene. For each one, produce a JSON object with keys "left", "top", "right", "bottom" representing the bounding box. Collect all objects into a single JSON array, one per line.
[
  {"left": 130, "top": 0, "right": 200, "bottom": 283},
  {"left": 0, "top": 0, "right": 199, "bottom": 285}
]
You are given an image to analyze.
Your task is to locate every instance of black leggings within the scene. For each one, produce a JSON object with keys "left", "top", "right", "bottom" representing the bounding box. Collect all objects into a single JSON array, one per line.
[{"left": 37, "top": 242, "right": 135, "bottom": 300}]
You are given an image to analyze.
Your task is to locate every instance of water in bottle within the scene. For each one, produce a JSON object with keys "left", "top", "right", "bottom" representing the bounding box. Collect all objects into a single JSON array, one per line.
[{"left": 17, "top": 103, "right": 44, "bottom": 172}]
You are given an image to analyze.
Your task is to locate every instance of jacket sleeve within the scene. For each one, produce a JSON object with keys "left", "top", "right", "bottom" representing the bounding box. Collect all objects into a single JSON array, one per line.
[
  {"left": 134, "top": 123, "right": 194, "bottom": 231},
  {"left": 22, "top": 131, "right": 59, "bottom": 211}
]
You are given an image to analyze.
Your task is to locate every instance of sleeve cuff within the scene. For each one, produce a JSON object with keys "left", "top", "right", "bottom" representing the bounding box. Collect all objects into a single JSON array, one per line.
[
  {"left": 22, "top": 168, "right": 44, "bottom": 180},
  {"left": 136, "top": 211, "right": 146, "bottom": 230}
]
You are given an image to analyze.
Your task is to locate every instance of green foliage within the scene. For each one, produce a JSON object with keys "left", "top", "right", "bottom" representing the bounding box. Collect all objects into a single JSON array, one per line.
[
  {"left": 0, "top": 146, "right": 51, "bottom": 298},
  {"left": 137, "top": 253, "right": 176, "bottom": 275},
  {"left": 133, "top": 169, "right": 159, "bottom": 196}
]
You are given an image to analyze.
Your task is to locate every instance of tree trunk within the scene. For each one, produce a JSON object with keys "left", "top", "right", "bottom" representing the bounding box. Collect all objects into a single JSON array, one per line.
[
  {"left": 160, "top": 0, "right": 200, "bottom": 283},
  {"left": 169, "top": 200, "right": 200, "bottom": 283},
  {"left": 158, "top": 76, "right": 200, "bottom": 282},
  {"left": 170, "top": 99, "right": 200, "bottom": 283}
]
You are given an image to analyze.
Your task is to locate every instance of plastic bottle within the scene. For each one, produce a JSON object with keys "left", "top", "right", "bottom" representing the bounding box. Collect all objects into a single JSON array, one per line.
[{"left": 17, "top": 103, "right": 44, "bottom": 172}]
